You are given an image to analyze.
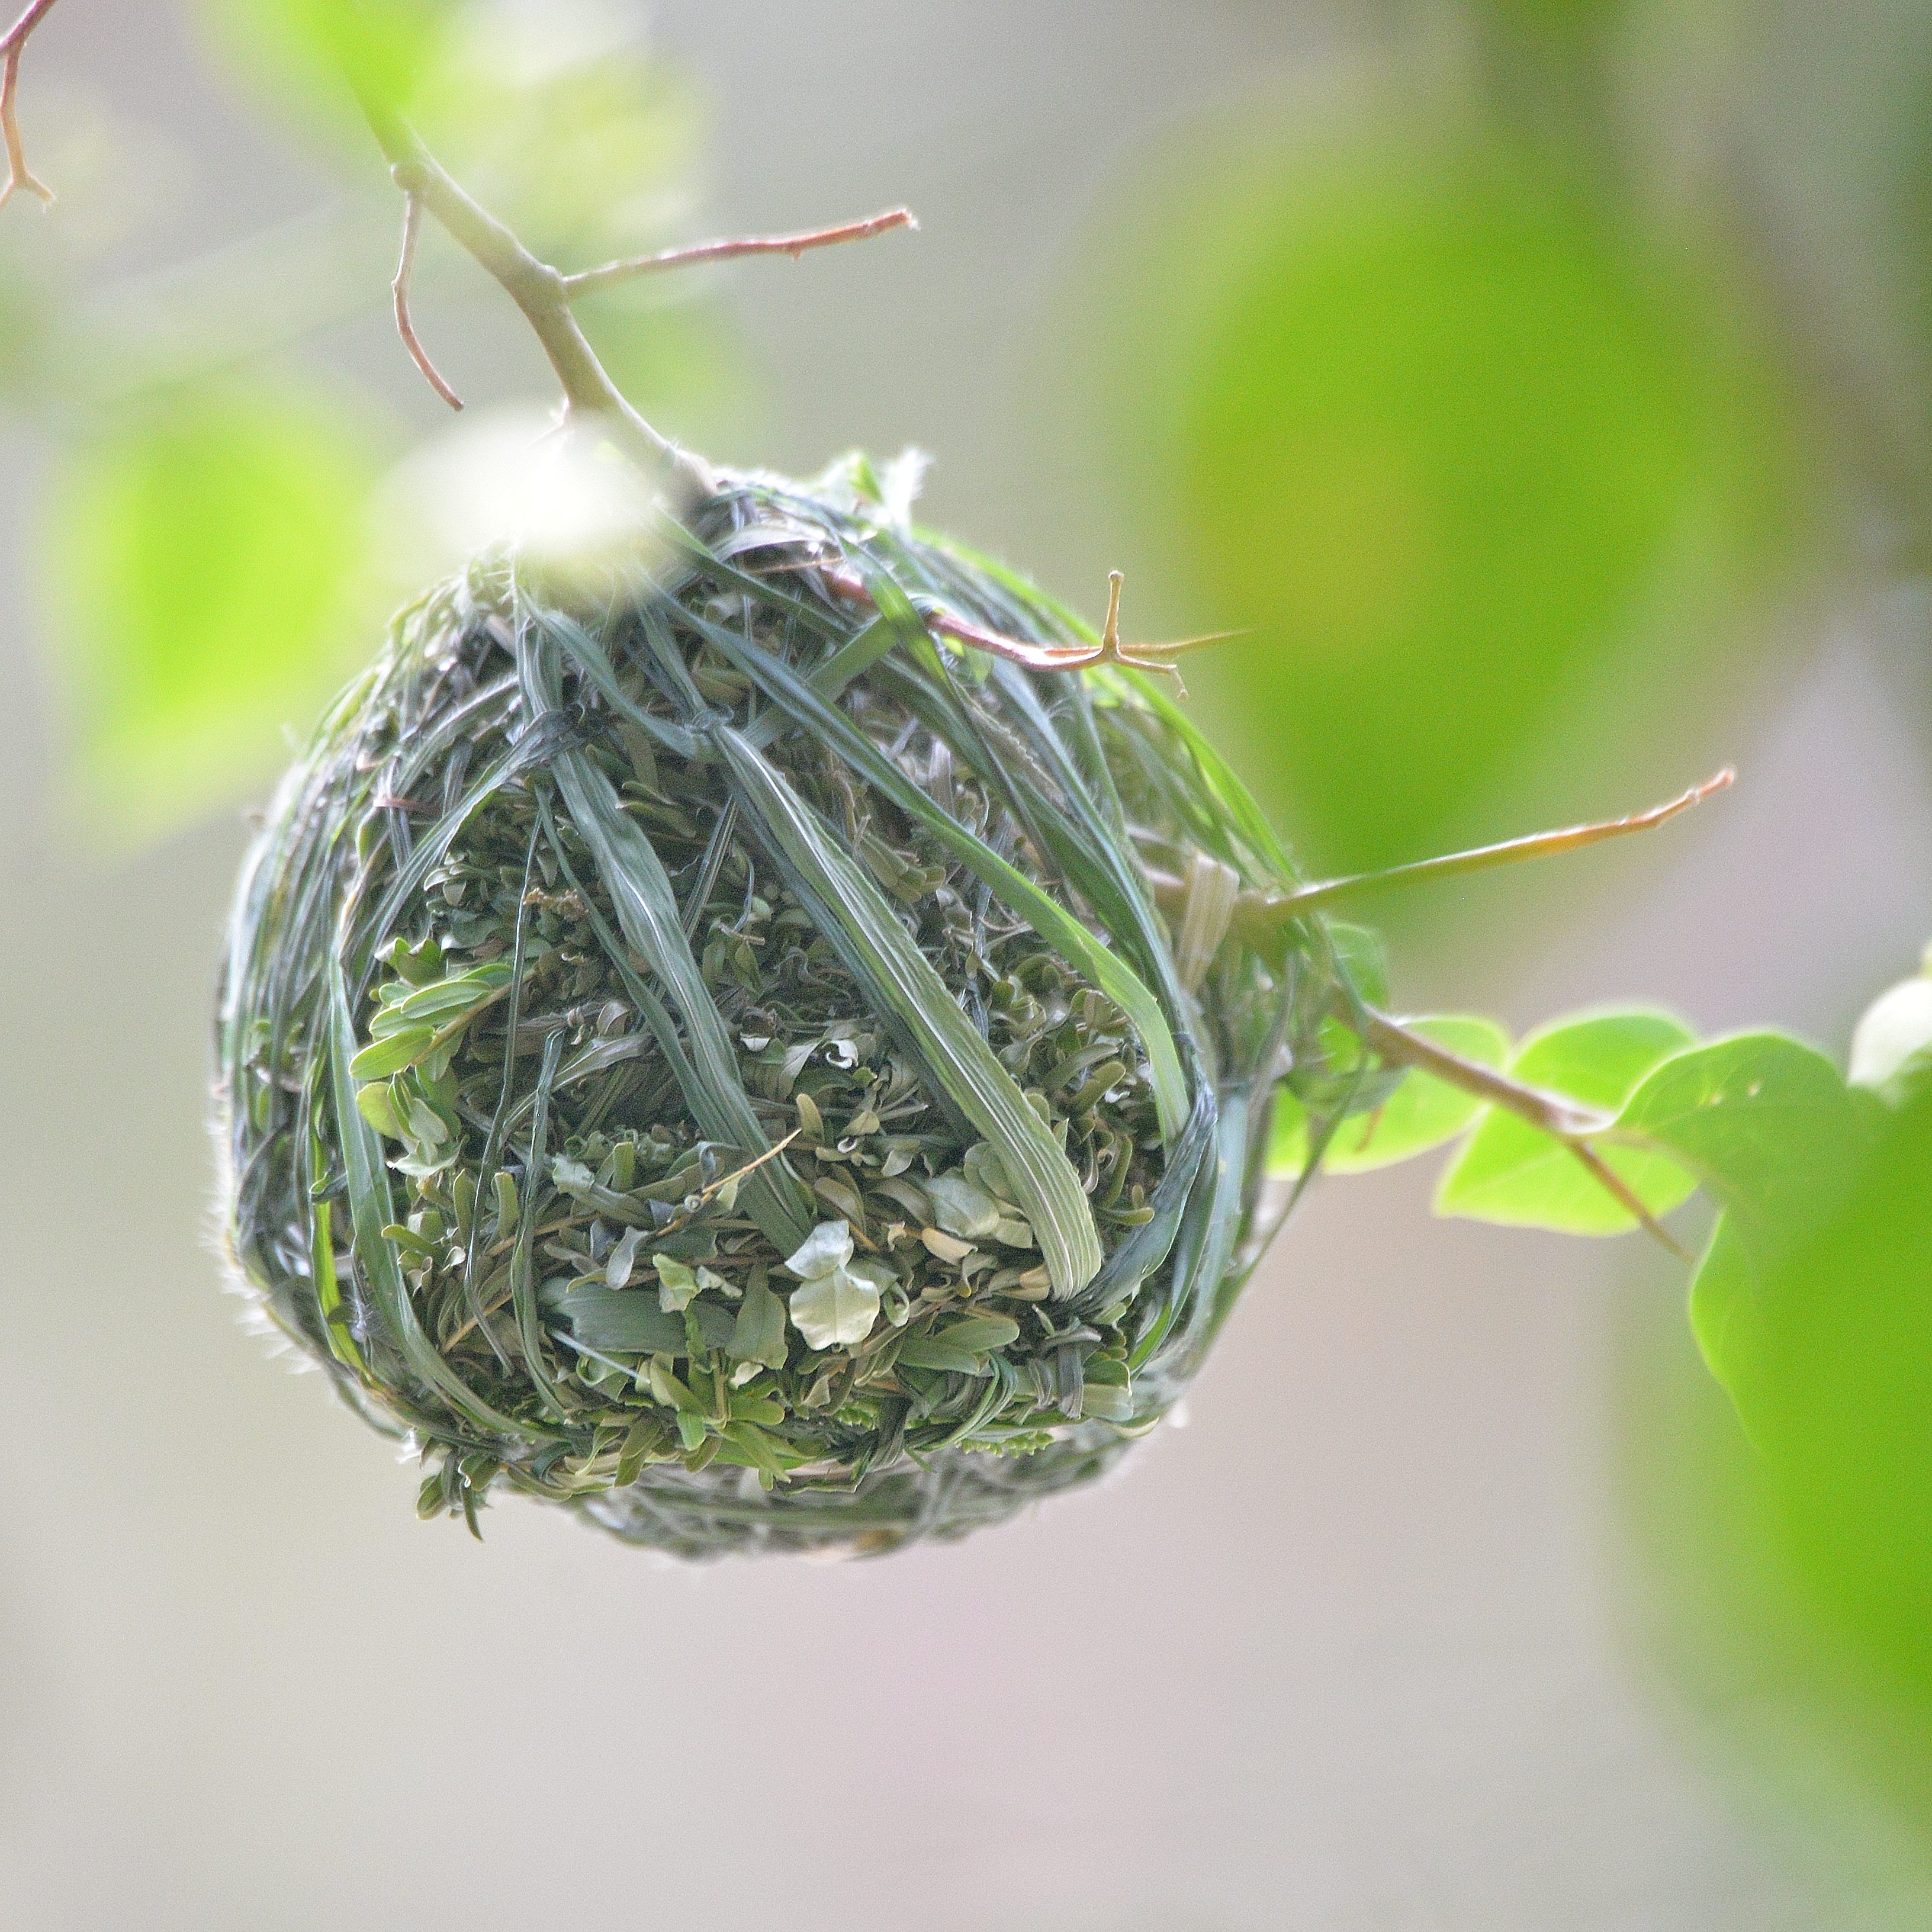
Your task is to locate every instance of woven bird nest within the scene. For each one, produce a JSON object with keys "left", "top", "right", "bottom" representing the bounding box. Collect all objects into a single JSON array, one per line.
[{"left": 217, "top": 461, "right": 1339, "bottom": 1557}]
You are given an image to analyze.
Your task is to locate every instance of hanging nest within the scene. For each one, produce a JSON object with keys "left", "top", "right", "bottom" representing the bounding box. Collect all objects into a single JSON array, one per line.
[{"left": 216, "top": 460, "right": 1348, "bottom": 1558}]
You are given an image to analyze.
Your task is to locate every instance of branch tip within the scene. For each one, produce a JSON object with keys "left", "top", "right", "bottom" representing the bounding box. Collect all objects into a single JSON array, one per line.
[
  {"left": 1, "top": 1, "right": 61, "bottom": 213},
  {"left": 560, "top": 204, "right": 918, "bottom": 301},
  {"left": 392, "top": 190, "right": 464, "bottom": 413},
  {"left": 1235, "top": 764, "right": 1741, "bottom": 927}
]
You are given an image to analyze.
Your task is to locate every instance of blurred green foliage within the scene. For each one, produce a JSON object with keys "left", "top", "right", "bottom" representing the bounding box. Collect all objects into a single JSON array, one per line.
[
  {"left": 4, "top": 0, "right": 1932, "bottom": 1860},
  {"left": 0, "top": 0, "right": 735, "bottom": 840},
  {"left": 1435, "top": 1010, "right": 1699, "bottom": 1233},
  {"left": 196, "top": 0, "right": 696, "bottom": 259},
  {"left": 1628, "top": 1011, "right": 1932, "bottom": 1841},
  {"left": 1738, "top": 1092, "right": 1932, "bottom": 1686},
  {"left": 1091, "top": 114, "right": 1799, "bottom": 876},
  {"left": 44, "top": 378, "right": 382, "bottom": 834}
]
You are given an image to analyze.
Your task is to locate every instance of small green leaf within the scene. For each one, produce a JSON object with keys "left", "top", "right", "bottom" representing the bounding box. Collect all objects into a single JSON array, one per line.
[
  {"left": 555, "top": 1290, "right": 686, "bottom": 1357},
  {"left": 1082, "top": 1354, "right": 1133, "bottom": 1421},
  {"left": 1435, "top": 1010, "right": 1699, "bottom": 1233},
  {"left": 348, "top": 1027, "right": 435, "bottom": 1081},
  {"left": 354, "top": 1080, "right": 406, "bottom": 1139},
  {"left": 788, "top": 1266, "right": 880, "bottom": 1352},
  {"left": 924, "top": 1175, "right": 1002, "bottom": 1239},
  {"left": 653, "top": 1253, "right": 699, "bottom": 1312},
  {"left": 1266, "top": 1015, "right": 1510, "bottom": 1176},
  {"left": 1326, "top": 1015, "right": 1509, "bottom": 1172},
  {"left": 932, "top": 1314, "right": 1021, "bottom": 1355},
  {"left": 727, "top": 1279, "right": 789, "bottom": 1371},
  {"left": 45, "top": 378, "right": 380, "bottom": 839},
  {"left": 1327, "top": 923, "right": 1390, "bottom": 1009},
  {"left": 895, "top": 1336, "right": 992, "bottom": 1375}
]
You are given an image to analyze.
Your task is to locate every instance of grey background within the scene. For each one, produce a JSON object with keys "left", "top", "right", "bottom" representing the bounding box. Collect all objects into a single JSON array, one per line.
[{"left": 3, "top": 4, "right": 1932, "bottom": 1927}]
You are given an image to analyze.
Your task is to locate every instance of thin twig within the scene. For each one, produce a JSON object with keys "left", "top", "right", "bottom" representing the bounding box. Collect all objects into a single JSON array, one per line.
[
  {"left": 1146, "top": 770, "right": 1736, "bottom": 944},
  {"left": 0, "top": 0, "right": 59, "bottom": 211},
  {"left": 806, "top": 555, "right": 1237, "bottom": 676},
  {"left": 352, "top": 84, "right": 713, "bottom": 498},
  {"left": 1264, "top": 769, "right": 1736, "bottom": 920},
  {"left": 1357, "top": 1006, "right": 1690, "bottom": 1259},
  {"left": 561, "top": 206, "right": 917, "bottom": 301},
  {"left": 1356, "top": 1007, "right": 1607, "bottom": 1139},
  {"left": 391, "top": 189, "right": 464, "bottom": 411}
]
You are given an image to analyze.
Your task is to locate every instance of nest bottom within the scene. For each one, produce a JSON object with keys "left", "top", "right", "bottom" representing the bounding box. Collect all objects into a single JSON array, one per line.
[{"left": 570, "top": 1418, "right": 1139, "bottom": 1558}]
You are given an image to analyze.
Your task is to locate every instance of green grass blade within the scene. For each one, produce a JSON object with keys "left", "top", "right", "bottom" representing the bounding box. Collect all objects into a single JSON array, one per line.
[
  {"left": 715, "top": 724, "right": 1104, "bottom": 1297},
  {"left": 692, "top": 611, "right": 1190, "bottom": 1145},
  {"left": 326, "top": 952, "right": 524, "bottom": 1435},
  {"left": 516, "top": 619, "right": 814, "bottom": 1257}
]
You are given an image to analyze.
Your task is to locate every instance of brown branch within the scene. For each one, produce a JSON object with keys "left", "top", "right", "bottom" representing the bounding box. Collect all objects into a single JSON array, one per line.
[
  {"left": 0, "top": 0, "right": 59, "bottom": 211},
  {"left": 1267, "top": 769, "right": 1736, "bottom": 919},
  {"left": 1356, "top": 1006, "right": 1690, "bottom": 1259},
  {"left": 353, "top": 88, "right": 713, "bottom": 499},
  {"left": 561, "top": 206, "right": 917, "bottom": 301},
  {"left": 391, "top": 190, "right": 464, "bottom": 412},
  {"left": 804, "top": 556, "right": 1237, "bottom": 676},
  {"left": 1147, "top": 770, "right": 1736, "bottom": 945},
  {"left": 1356, "top": 1007, "right": 1608, "bottom": 1140}
]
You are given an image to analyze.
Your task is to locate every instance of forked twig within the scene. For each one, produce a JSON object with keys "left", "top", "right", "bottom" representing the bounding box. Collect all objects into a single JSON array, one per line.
[
  {"left": 353, "top": 86, "right": 712, "bottom": 494},
  {"left": 391, "top": 190, "right": 464, "bottom": 412},
  {"left": 1357, "top": 1007, "right": 1690, "bottom": 1259},
  {"left": 0, "top": 0, "right": 59, "bottom": 211},
  {"left": 561, "top": 207, "right": 916, "bottom": 301},
  {"left": 808, "top": 556, "right": 1237, "bottom": 677}
]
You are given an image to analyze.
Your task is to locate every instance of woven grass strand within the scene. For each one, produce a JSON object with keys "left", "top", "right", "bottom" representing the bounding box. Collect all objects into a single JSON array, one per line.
[{"left": 215, "top": 464, "right": 1336, "bottom": 1558}]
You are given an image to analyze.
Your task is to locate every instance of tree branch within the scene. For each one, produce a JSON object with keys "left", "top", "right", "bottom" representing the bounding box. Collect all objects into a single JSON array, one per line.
[
  {"left": 0, "top": 0, "right": 59, "bottom": 211},
  {"left": 561, "top": 205, "right": 916, "bottom": 301},
  {"left": 801, "top": 555, "right": 1237, "bottom": 676},
  {"left": 1146, "top": 770, "right": 1736, "bottom": 945},
  {"left": 1356, "top": 1005, "right": 1690, "bottom": 1259},
  {"left": 355, "top": 89, "right": 714, "bottom": 498},
  {"left": 391, "top": 189, "right": 463, "bottom": 412}
]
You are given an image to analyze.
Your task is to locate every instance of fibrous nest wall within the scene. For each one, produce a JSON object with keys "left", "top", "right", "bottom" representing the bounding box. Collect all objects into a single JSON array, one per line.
[{"left": 217, "top": 462, "right": 1338, "bottom": 1557}]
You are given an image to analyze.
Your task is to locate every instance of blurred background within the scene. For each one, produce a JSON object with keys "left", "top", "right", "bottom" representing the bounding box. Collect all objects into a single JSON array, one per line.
[{"left": 4, "top": 1, "right": 1932, "bottom": 1925}]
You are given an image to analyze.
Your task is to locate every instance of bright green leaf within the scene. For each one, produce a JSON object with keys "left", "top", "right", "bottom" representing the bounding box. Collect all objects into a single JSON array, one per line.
[
  {"left": 1611, "top": 1031, "right": 1869, "bottom": 1414},
  {"left": 1435, "top": 1009, "right": 1699, "bottom": 1233},
  {"left": 1613, "top": 1031, "right": 1860, "bottom": 1233},
  {"left": 1330, "top": 1015, "right": 1511, "bottom": 1174},
  {"left": 348, "top": 1027, "right": 435, "bottom": 1081},
  {"left": 788, "top": 1266, "right": 880, "bottom": 1352},
  {"left": 726, "top": 1279, "right": 789, "bottom": 1372},
  {"left": 46, "top": 380, "right": 380, "bottom": 838},
  {"left": 1268, "top": 1014, "right": 1510, "bottom": 1176}
]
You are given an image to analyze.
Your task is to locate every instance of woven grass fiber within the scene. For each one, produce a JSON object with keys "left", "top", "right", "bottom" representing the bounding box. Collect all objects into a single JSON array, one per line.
[{"left": 217, "top": 459, "right": 1345, "bottom": 1557}]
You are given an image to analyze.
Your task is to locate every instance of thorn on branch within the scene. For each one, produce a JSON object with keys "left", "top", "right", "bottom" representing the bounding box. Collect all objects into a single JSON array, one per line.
[
  {"left": 797, "top": 555, "right": 1239, "bottom": 681},
  {"left": 561, "top": 206, "right": 918, "bottom": 301},
  {"left": 392, "top": 189, "right": 464, "bottom": 412},
  {"left": 1, "top": 0, "right": 60, "bottom": 213}
]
